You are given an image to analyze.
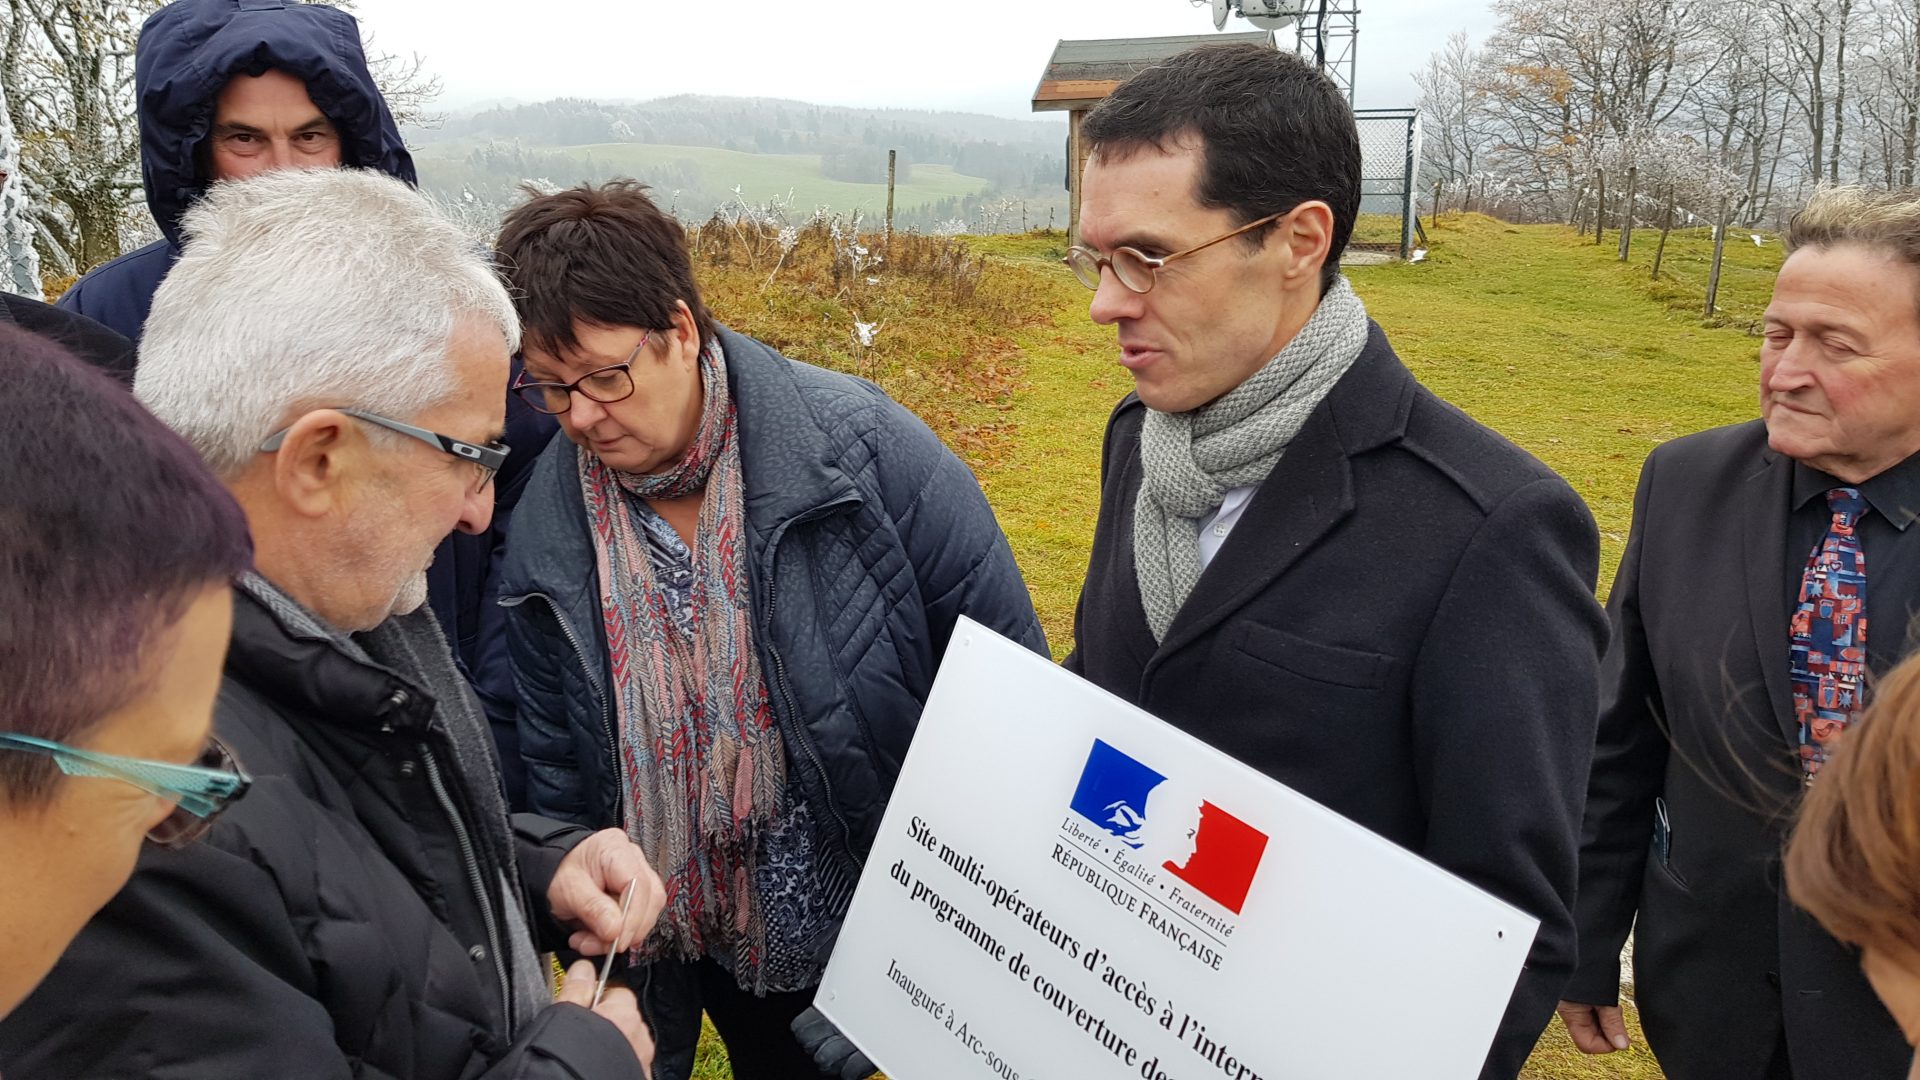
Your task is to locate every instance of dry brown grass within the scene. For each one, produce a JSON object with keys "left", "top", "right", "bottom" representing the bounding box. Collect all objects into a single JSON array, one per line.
[{"left": 690, "top": 220, "right": 1051, "bottom": 474}]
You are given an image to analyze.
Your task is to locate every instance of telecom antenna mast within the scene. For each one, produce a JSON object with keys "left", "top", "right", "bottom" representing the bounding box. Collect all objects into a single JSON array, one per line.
[
  {"left": 1294, "top": 1, "right": 1358, "bottom": 103},
  {"left": 1202, "top": 0, "right": 1358, "bottom": 102}
]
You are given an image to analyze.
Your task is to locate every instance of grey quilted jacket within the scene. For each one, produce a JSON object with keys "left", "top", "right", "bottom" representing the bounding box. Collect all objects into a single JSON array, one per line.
[{"left": 499, "top": 326, "right": 1046, "bottom": 898}]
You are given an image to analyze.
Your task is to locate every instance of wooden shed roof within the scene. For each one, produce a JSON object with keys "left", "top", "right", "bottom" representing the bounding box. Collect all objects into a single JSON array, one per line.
[{"left": 1031, "top": 31, "right": 1274, "bottom": 112}]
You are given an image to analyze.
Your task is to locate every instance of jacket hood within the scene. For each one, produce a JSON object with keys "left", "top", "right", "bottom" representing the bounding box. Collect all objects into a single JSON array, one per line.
[{"left": 134, "top": 0, "right": 417, "bottom": 247}]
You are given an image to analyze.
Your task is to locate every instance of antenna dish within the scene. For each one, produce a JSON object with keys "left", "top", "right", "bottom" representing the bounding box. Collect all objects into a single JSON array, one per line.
[
  {"left": 1239, "top": 0, "right": 1302, "bottom": 29},
  {"left": 1211, "top": 0, "right": 1231, "bottom": 30}
]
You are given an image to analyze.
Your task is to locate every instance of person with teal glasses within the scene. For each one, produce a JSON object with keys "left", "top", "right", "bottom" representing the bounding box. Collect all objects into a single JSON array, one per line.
[{"left": 0, "top": 322, "right": 254, "bottom": 1019}]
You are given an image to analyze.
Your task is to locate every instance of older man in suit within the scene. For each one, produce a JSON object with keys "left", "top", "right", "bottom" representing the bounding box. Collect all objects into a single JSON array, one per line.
[
  {"left": 1560, "top": 187, "right": 1920, "bottom": 1079},
  {"left": 1059, "top": 42, "right": 1610, "bottom": 1080}
]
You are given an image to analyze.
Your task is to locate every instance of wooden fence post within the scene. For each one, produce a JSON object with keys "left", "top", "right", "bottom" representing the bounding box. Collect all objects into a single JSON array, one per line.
[
  {"left": 1594, "top": 168, "right": 1607, "bottom": 247},
  {"left": 1705, "top": 195, "right": 1731, "bottom": 317},
  {"left": 1433, "top": 180, "right": 1443, "bottom": 228},
  {"left": 885, "top": 149, "right": 897, "bottom": 255},
  {"left": 1617, "top": 165, "right": 1638, "bottom": 261},
  {"left": 1651, "top": 187, "right": 1676, "bottom": 279}
]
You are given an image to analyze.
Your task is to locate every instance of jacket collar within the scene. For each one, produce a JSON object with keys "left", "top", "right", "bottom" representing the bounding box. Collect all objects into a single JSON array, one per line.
[
  {"left": 1146, "top": 322, "right": 1411, "bottom": 667},
  {"left": 1323, "top": 322, "right": 1417, "bottom": 455},
  {"left": 498, "top": 326, "right": 865, "bottom": 622},
  {"left": 225, "top": 583, "right": 437, "bottom": 736},
  {"left": 718, "top": 326, "right": 865, "bottom": 529}
]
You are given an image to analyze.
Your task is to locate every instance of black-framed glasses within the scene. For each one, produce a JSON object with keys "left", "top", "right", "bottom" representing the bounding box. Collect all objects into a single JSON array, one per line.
[
  {"left": 511, "top": 332, "right": 650, "bottom": 416},
  {"left": 1063, "top": 212, "right": 1286, "bottom": 294},
  {"left": 258, "top": 408, "right": 511, "bottom": 494},
  {"left": 0, "top": 732, "right": 251, "bottom": 848}
]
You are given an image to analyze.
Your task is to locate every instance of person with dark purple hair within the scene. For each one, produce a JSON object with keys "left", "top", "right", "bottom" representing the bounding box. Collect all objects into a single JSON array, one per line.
[{"left": 0, "top": 322, "right": 254, "bottom": 1019}]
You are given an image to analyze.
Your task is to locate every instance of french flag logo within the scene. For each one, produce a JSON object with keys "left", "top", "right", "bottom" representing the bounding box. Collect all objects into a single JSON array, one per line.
[{"left": 1068, "top": 739, "right": 1269, "bottom": 915}]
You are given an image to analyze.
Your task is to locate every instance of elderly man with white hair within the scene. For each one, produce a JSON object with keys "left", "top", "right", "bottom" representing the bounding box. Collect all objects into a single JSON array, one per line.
[{"left": 0, "top": 168, "right": 663, "bottom": 1080}]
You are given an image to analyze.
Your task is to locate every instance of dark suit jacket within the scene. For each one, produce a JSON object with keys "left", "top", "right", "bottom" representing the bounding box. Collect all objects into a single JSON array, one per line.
[
  {"left": 1570, "top": 420, "right": 1907, "bottom": 1080},
  {"left": 1065, "top": 325, "right": 1609, "bottom": 1080}
]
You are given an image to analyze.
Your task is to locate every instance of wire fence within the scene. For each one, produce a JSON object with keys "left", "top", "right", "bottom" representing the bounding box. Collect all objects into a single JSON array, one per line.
[{"left": 1352, "top": 108, "right": 1421, "bottom": 260}]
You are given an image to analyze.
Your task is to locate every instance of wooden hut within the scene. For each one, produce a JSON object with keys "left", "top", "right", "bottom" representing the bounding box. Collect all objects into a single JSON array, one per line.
[{"left": 1031, "top": 32, "right": 1273, "bottom": 242}]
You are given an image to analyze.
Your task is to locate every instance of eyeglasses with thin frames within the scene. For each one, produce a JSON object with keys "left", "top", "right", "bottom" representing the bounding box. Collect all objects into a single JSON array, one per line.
[
  {"left": 0, "top": 732, "right": 251, "bottom": 848},
  {"left": 1063, "top": 211, "right": 1286, "bottom": 294},
  {"left": 510, "top": 331, "right": 651, "bottom": 416},
  {"left": 258, "top": 408, "right": 511, "bottom": 494}
]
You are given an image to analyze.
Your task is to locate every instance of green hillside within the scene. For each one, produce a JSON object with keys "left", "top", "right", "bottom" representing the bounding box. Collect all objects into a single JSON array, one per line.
[
  {"left": 570, "top": 143, "right": 991, "bottom": 212},
  {"left": 417, "top": 139, "right": 996, "bottom": 216}
]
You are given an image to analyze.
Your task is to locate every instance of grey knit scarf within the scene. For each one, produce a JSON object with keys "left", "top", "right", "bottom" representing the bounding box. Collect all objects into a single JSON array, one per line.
[
  {"left": 1133, "top": 277, "right": 1371, "bottom": 641},
  {"left": 238, "top": 573, "right": 550, "bottom": 1035}
]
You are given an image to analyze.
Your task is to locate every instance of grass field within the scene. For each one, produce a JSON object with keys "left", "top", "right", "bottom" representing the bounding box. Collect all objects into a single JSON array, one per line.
[
  {"left": 1356, "top": 214, "right": 1781, "bottom": 598},
  {"left": 683, "top": 211, "right": 1784, "bottom": 1077},
  {"left": 572, "top": 144, "right": 993, "bottom": 214},
  {"left": 416, "top": 139, "right": 995, "bottom": 216}
]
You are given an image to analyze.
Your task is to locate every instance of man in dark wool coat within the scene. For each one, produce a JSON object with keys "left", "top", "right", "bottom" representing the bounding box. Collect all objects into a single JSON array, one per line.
[{"left": 1058, "top": 42, "right": 1609, "bottom": 1080}]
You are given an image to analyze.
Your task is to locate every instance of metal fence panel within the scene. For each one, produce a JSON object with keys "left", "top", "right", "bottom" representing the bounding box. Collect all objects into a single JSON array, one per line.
[{"left": 1353, "top": 108, "right": 1420, "bottom": 260}]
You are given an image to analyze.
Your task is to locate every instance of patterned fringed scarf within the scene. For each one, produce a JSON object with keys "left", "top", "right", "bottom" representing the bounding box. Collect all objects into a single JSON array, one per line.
[{"left": 579, "top": 339, "right": 786, "bottom": 980}]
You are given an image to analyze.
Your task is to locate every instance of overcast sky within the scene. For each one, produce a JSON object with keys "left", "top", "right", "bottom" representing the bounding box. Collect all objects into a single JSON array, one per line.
[{"left": 347, "top": 1, "right": 1498, "bottom": 120}]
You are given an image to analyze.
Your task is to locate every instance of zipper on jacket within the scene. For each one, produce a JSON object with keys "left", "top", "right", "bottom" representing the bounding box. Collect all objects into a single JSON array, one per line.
[
  {"left": 502, "top": 591, "right": 621, "bottom": 824},
  {"left": 419, "top": 745, "right": 515, "bottom": 1035},
  {"left": 760, "top": 501, "right": 862, "bottom": 871},
  {"left": 508, "top": 499, "right": 861, "bottom": 870}
]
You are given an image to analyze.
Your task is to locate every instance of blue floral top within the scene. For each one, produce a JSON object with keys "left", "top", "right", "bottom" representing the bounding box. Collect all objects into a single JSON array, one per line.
[{"left": 631, "top": 501, "right": 842, "bottom": 992}]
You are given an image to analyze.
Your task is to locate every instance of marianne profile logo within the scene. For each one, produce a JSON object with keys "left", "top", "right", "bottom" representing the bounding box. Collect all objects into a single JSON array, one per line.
[{"left": 1068, "top": 739, "right": 1269, "bottom": 915}]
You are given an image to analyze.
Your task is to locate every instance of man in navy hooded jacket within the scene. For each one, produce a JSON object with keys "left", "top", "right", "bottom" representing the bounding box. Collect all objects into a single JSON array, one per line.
[{"left": 67, "top": 0, "right": 554, "bottom": 802}]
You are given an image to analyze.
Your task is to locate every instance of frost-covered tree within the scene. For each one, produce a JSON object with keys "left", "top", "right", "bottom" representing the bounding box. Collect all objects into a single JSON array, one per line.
[
  {"left": 1472, "top": 0, "right": 1724, "bottom": 220},
  {"left": 0, "top": 79, "right": 40, "bottom": 297},
  {"left": 1414, "top": 32, "right": 1498, "bottom": 208},
  {"left": 1, "top": 0, "right": 151, "bottom": 277},
  {"left": 1421, "top": 0, "right": 1920, "bottom": 227},
  {"left": 1855, "top": 0, "right": 1920, "bottom": 187}
]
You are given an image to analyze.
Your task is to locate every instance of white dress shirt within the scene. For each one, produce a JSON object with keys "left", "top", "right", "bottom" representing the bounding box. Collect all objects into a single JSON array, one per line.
[{"left": 1197, "top": 486, "right": 1258, "bottom": 570}]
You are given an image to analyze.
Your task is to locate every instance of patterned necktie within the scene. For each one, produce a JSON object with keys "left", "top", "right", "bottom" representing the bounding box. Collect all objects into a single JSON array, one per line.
[{"left": 1789, "top": 487, "right": 1869, "bottom": 779}]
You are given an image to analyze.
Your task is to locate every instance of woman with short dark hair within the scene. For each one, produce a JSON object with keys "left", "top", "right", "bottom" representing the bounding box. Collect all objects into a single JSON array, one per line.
[
  {"left": 0, "top": 324, "right": 253, "bottom": 1017},
  {"left": 495, "top": 181, "right": 1045, "bottom": 1079}
]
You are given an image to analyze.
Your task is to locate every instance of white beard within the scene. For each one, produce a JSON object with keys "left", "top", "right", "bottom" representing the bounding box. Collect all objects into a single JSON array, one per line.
[{"left": 389, "top": 570, "right": 430, "bottom": 617}]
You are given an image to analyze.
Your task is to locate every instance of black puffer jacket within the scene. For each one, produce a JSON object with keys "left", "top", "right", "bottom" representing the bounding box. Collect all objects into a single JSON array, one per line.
[{"left": 0, "top": 590, "right": 643, "bottom": 1080}]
